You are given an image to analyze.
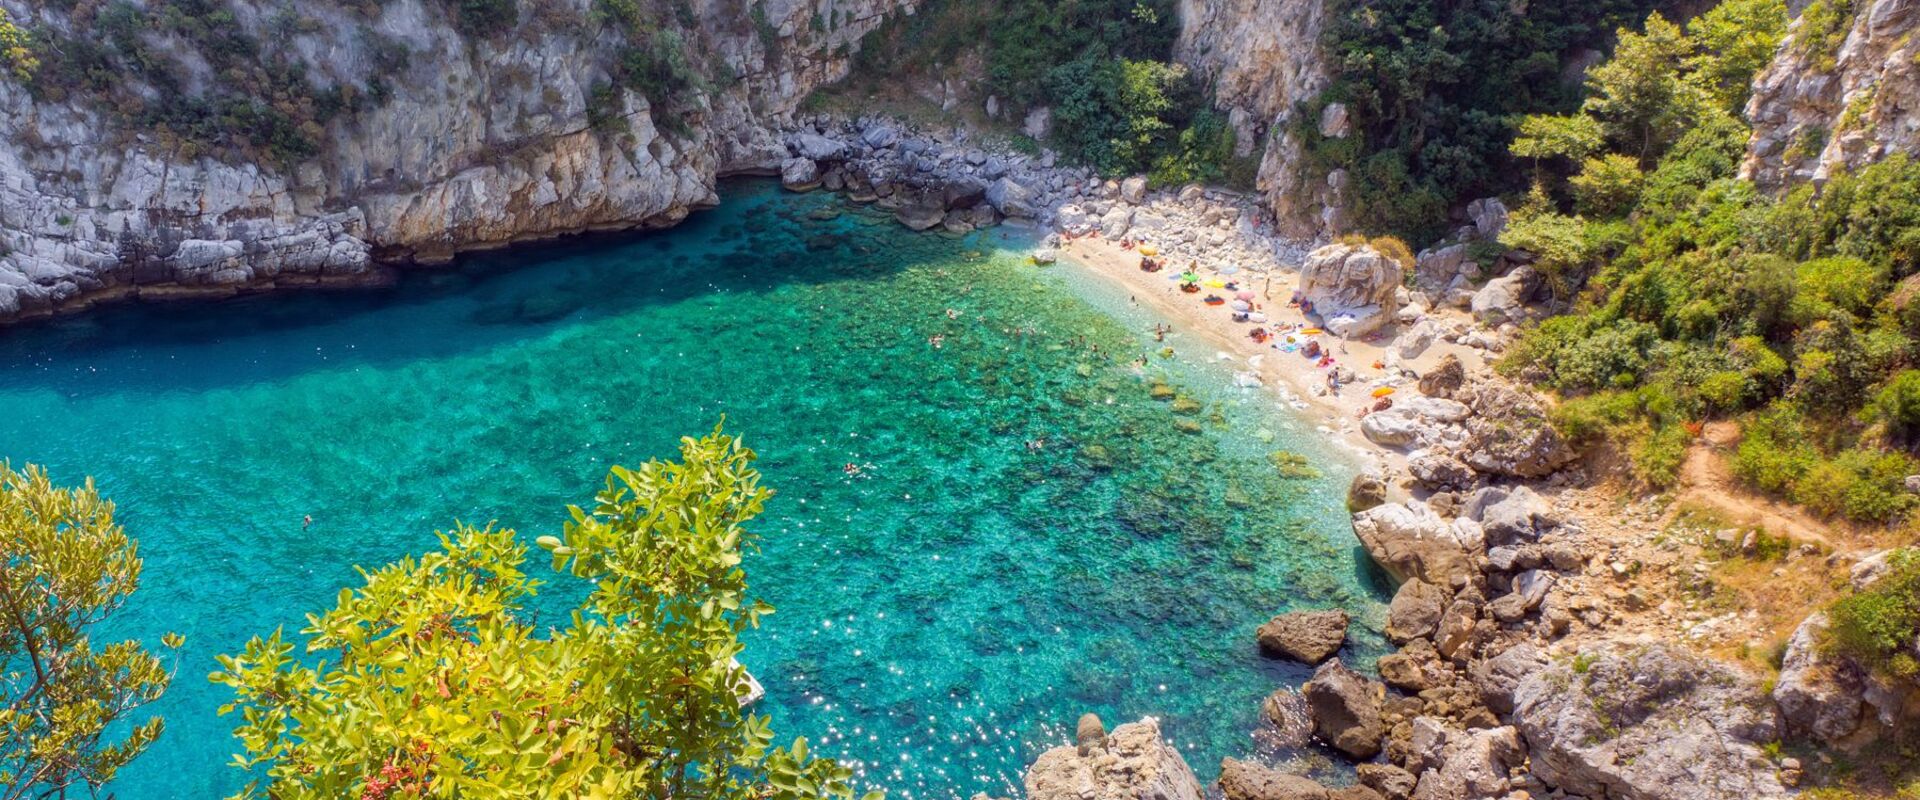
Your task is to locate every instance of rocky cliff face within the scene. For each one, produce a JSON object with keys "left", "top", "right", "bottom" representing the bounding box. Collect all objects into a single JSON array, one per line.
[
  {"left": 0, "top": 0, "right": 910, "bottom": 321},
  {"left": 1173, "top": 0, "right": 1335, "bottom": 240},
  {"left": 1742, "top": 0, "right": 1920, "bottom": 188}
]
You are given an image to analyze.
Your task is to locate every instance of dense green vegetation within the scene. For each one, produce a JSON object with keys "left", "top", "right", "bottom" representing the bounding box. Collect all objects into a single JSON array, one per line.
[
  {"left": 1498, "top": 1, "right": 1920, "bottom": 527},
  {"left": 852, "top": 0, "right": 1252, "bottom": 185},
  {"left": 214, "top": 429, "right": 871, "bottom": 798},
  {"left": 0, "top": 463, "right": 180, "bottom": 799},
  {"left": 1298, "top": 0, "right": 1678, "bottom": 244},
  {"left": 1828, "top": 548, "right": 1920, "bottom": 681}
]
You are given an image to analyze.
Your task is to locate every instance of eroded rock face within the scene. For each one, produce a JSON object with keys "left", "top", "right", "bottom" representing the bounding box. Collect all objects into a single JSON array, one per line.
[
  {"left": 1174, "top": 0, "right": 1333, "bottom": 239},
  {"left": 1299, "top": 243, "right": 1406, "bottom": 337},
  {"left": 1025, "top": 718, "right": 1205, "bottom": 800},
  {"left": 0, "top": 0, "right": 909, "bottom": 322},
  {"left": 1511, "top": 645, "right": 1788, "bottom": 800},
  {"left": 1743, "top": 0, "right": 1920, "bottom": 189}
]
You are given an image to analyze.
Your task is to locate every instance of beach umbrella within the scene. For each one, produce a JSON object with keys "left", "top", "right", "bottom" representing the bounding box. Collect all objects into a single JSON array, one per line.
[
  {"left": 1231, "top": 300, "right": 1252, "bottom": 312},
  {"left": 1181, "top": 272, "right": 1199, "bottom": 283},
  {"left": 1235, "top": 290, "right": 1256, "bottom": 301},
  {"left": 1219, "top": 265, "right": 1241, "bottom": 275}
]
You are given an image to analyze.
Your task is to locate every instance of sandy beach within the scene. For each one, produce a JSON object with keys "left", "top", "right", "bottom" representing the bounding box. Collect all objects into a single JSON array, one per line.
[{"left": 1052, "top": 235, "right": 1494, "bottom": 471}]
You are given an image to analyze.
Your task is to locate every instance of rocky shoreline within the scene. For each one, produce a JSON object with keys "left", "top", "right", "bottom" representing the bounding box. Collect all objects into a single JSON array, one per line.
[{"left": 759, "top": 116, "right": 1916, "bottom": 800}]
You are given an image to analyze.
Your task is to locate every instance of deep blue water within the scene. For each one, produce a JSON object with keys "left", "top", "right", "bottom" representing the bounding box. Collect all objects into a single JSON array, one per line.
[{"left": 0, "top": 181, "right": 1388, "bottom": 798}]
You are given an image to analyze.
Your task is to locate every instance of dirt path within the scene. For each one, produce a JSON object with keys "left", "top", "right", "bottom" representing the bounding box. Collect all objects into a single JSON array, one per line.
[{"left": 1669, "top": 420, "right": 1845, "bottom": 553}]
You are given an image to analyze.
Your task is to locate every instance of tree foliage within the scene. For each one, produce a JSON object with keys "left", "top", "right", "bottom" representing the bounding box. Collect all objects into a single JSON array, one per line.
[
  {"left": 1302, "top": 0, "right": 1669, "bottom": 243},
  {"left": 0, "top": 463, "right": 178, "bottom": 800},
  {"left": 213, "top": 428, "right": 877, "bottom": 800}
]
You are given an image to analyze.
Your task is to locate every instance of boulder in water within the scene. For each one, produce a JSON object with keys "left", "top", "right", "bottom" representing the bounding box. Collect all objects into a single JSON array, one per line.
[{"left": 1255, "top": 609, "right": 1350, "bottom": 664}]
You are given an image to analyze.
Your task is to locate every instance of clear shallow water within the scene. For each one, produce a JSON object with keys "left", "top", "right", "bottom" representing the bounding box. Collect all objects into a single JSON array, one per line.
[{"left": 0, "top": 181, "right": 1388, "bottom": 799}]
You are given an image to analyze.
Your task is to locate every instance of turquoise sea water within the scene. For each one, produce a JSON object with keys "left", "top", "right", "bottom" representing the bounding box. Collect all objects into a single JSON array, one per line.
[{"left": 0, "top": 181, "right": 1387, "bottom": 799}]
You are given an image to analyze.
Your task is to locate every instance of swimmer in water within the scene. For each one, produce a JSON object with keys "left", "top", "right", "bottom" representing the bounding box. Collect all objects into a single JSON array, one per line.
[
  {"left": 303, "top": 514, "right": 313, "bottom": 529},
  {"left": 843, "top": 463, "right": 860, "bottom": 476}
]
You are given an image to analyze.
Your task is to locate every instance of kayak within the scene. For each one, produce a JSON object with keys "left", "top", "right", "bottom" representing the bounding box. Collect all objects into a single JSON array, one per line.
[
  {"left": 1371, "top": 386, "right": 1396, "bottom": 398},
  {"left": 1301, "top": 328, "right": 1324, "bottom": 335}
]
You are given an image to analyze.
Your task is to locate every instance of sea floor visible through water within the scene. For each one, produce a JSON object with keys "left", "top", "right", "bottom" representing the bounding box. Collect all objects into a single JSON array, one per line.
[{"left": 0, "top": 180, "right": 1389, "bottom": 799}]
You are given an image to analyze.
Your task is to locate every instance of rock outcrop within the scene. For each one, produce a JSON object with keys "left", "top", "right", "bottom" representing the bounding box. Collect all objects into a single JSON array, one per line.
[
  {"left": 1511, "top": 645, "right": 1789, "bottom": 800},
  {"left": 1298, "top": 242, "right": 1406, "bottom": 337},
  {"left": 0, "top": 0, "right": 909, "bottom": 323},
  {"left": 1743, "top": 0, "right": 1920, "bottom": 189},
  {"left": 1026, "top": 718, "right": 1205, "bottom": 800},
  {"left": 1173, "top": 0, "right": 1334, "bottom": 239}
]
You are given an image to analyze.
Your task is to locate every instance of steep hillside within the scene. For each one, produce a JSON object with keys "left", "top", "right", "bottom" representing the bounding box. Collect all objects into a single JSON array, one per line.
[{"left": 1743, "top": 0, "right": 1920, "bottom": 188}]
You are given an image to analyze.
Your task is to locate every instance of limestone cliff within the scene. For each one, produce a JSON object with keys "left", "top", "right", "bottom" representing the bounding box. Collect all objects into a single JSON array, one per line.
[
  {"left": 1742, "top": 0, "right": 1920, "bottom": 188},
  {"left": 0, "top": 0, "right": 910, "bottom": 321},
  {"left": 1174, "top": 0, "right": 1335, "bottom": 240}
]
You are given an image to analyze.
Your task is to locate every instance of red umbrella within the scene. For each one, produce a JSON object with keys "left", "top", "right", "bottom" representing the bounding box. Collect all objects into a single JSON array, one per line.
[{"left": 1235, "top": 290, "right": 1257, "bottom": 301}]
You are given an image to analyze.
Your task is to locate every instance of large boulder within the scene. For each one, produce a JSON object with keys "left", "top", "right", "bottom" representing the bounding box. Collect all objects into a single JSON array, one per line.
[
  {"left": 1120, "top": 176, "right": 1148, "bottom": 205},
  {"left": 1025, "top": 718, "right": 1204, "bottom": 800},
  {"left": 1418, "top": 354, "right": 1466, "bottom": 399},
  {"left": 1218, "top": 758, "right": 1331, "bottom": 800},
  {"left": 1407, "top": 454, "right": 1475, "bottom": 492},
  {"left": 1350, "top": 502, "right": 1484, "bottom": 589},
  {"left": 1256, "top": 609, "right": 1350, "bottom": 665},
  {"left": 1348, "top": 472, "right": 1388, "bottom": 513},
  {"left": 1304, "top": 660, "right": 1387, "bottom": 759},
  {"left": 1459, "top": 384, "right": 1575, "bottom": 478},
  {"left": 1472, "top": 643, "right": 1546, "bottom": 715},
  {"left": 788, "top": 132, "right": 848, "bottom": 162},
  {"left": 1469, "top": 265, "right": 1539, "bottom": 326},
  {"left": 780, "top": 158, "right": 821, "bottom": 192},
  {"left": 1511, "top": 645, "right": 1788, "bottom": 800},
  {"left": 1385, "top": 578, "right": 1447, "bottom": 644},
  {"left": 1299, "top": 243, "right": 1406, "bottom": 337},
  {"left": 1377, "top": 638, "right": 1450, "bottom": 693},
  {"left": 1773, "top": 612, "right": 1867, "bottom": 744},
  {"left": 1260, "top": 689, "right": 1315, "bottom": 749},
  {"left": 1465, "top": 485, "right": 1555, "bottom": 546},
  {"left": 987, "top": 177, "right": 1041, "bottom": 218}
]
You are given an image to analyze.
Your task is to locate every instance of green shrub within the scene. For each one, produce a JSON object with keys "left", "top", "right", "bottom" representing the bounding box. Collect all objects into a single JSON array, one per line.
[
  {"left": 1554, "top": 320, "right": 1660, "bottom": 391},
  {"left": 1872, "top": 369, "right": 1920, "bottom": 437},
  {"left": 1733, "top": 405, "right": 1816, "bottom": 495},
  {"left": 1551, "top": 389, "right": 1642, "bottom": 442},
  {"left": 1632, "top": 422, "right": 1692, "bottom": 488},
  {"left": 1827, "top": 548, "right": 1920, "bottom": 679},
  {"left": 1570, "top": 153, "right": 1646, "bottom": 218},
  {"left": 450, "top": 0, "right": 517, "bottom": 37}
]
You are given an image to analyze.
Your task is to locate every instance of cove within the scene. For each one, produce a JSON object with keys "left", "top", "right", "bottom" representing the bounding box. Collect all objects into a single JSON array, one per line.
[{"left": 0, "top": 180, "right": 1388, "bottom": 799}]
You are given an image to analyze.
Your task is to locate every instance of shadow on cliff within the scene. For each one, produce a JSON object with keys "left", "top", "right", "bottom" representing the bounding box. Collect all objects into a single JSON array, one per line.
[{"left": 0, "top": 179, "right": 1037, "bottom": 395}]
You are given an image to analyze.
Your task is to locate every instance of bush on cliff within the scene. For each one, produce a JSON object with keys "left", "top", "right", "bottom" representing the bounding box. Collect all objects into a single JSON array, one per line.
[{"left": 213, "top": 428, "right": 877, "bottom": 800}]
